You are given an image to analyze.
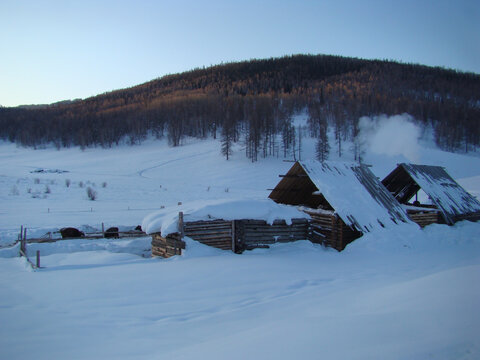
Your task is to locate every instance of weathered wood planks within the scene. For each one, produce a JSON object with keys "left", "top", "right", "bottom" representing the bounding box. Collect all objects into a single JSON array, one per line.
[
  {"left": 185, "top": 220, "right": 233, "bottom": 251},
  {"left": 408, "top": 211, "right": 439, "bottom": 228},
  {"left": 308, "top": 211, "right": 361, "bottom": 251},
  {"left": 151, "top": 210, "right": 368, "bottom": 258},
  {"left": 151, "top": 232, "right": 186, "bottom": 258}
]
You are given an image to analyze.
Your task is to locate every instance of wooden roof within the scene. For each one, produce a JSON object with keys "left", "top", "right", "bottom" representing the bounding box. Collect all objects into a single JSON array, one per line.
[
  {"left": 269, "top": 160, "right": 413, "bottom": 233},
  {"left": 382, "top": 163, "right": 480, "bottom": 224}
]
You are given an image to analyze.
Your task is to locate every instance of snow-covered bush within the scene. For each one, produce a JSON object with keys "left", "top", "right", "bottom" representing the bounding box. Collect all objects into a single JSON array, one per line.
[{"left": 87, "top": 187, "right": 97, "bottom": 201}]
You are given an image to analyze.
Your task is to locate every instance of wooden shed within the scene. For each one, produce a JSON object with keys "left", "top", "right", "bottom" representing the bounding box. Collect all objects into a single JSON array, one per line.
[
  {"left": 382, "top": 163, "right": 480, "bottom": 226},
  {"left": 269, "top": 160, "right": 414, "bottom": 250}
]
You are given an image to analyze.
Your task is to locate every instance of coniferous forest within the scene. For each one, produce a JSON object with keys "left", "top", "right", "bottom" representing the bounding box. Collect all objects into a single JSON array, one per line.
[{"left": 1, "top": 54, "right": 479, "bottom": 161}]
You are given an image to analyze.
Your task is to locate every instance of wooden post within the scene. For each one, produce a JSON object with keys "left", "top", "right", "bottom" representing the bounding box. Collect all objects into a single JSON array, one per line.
[
  {"left": 21, "top": 228, "right": 27, "bottom": 255},
  {"left": 102, "top": 222, "right": 105, "bottom": 237},
  {"left": 331, "top": 215, "right": 337, "bottom": 249},
  {"left": 231, "top": 220, "right": 236, "bottom": 253},
  {"left": 36, "top": 251, "right": 40, "bottom": 268},
  {"left": 178, "top": 212, "right": 184, "bottom": 237},
  {"left": 19, "top": 225, "right": 23, "bottom": 241}
]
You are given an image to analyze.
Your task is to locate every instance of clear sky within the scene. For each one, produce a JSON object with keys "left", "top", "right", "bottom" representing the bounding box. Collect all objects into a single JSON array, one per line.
[{"left": 1, "top": 0, "right": 479, "bottom": 107}]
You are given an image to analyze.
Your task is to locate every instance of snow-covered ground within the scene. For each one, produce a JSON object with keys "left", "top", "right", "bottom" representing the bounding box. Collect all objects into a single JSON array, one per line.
[{"left": 1, "top": 121, "right": 480, "bottom": 359}]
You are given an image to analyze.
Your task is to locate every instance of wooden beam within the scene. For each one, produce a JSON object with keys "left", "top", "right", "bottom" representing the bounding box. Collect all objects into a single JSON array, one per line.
[{"left": 278, "top": 174, "right": 308, "bottom": 178}]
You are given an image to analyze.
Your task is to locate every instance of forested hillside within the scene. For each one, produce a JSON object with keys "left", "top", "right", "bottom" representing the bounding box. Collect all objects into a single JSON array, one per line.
[{"left": 1, "top": 54, "right": 479, "bottom": 161}]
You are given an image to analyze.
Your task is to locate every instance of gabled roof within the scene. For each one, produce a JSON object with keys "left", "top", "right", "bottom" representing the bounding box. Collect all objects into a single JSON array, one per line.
[
  {"left": 269, "top": 160, "right": 413, "bottom": 233},
  {"left": 382, "top": 163, "right": 480, "bottom": 224}
]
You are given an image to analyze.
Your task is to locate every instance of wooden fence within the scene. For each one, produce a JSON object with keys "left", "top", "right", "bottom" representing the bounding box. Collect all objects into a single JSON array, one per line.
[
  {"left": 22, "top": 226, "right": 146, "bottom": 244},
  {"left": 151, "top": 214, "right": 311, "bottom": 257}
]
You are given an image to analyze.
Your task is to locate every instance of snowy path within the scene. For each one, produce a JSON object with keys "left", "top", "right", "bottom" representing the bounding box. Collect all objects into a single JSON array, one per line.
[{"left": 137, "top": 149, "right": 216, "bottom": 179}]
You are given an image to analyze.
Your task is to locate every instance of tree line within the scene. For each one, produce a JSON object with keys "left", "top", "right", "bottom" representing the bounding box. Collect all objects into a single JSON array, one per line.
[{"left": 1, "top": 54, "right": 479, "bottom": 161}]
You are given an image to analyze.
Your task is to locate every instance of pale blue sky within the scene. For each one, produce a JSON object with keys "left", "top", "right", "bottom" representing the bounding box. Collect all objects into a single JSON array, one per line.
[{"left": 1, "top": 0, "right": 479, "bottom": 107}]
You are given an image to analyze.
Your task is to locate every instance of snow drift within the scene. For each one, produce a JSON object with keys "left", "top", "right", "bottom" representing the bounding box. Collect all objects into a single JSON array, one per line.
[{"left": 142, "top": 199, "right": 310, "bottom": 235}]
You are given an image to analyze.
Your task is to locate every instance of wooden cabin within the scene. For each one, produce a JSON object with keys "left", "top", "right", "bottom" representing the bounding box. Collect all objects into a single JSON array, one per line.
[
  {"left": 269, "top": 161, "right": 414, "bottom": 250},
  {"left": 382, "top": 163, "right": 480, "bottom": 226}
]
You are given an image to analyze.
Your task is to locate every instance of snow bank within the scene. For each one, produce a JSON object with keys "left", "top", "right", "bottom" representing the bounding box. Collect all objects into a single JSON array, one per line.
[
  {"left": 142, "top": 199, "right": 310, "bottom": 235},
  {"left": 0, "top": 237, "right": 152, "bottom": 259}
]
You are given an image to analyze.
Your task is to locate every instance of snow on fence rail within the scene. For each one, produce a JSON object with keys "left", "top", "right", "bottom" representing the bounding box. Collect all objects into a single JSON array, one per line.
[
  {"left": 12, "top": 224, "right": 146, "bottom": 245},
  {"left": 6, "top": 224, "right": 148, "bottom": 269}
]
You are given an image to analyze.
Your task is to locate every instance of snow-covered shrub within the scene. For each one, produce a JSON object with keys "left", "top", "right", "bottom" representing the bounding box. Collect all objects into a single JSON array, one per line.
[{"left": 87, "top": 187, "right": 97, "bottom": 201}]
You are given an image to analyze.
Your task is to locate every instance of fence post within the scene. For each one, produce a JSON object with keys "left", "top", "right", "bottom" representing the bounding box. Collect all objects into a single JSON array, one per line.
[
  {"left": 20, "top": 228, "right": 27, "bottom": 255},
  {"left": 178, "top": 212, "right": 184, "bottom": 237},
  {"left": 36, "top": 251, "right": 40, "bottom": 268},
  {"left": 102, "top": 222, "right": 105, "bottom": 237},
  {"left": 231, "top": 220, "right": 236, "bottom": 253}
]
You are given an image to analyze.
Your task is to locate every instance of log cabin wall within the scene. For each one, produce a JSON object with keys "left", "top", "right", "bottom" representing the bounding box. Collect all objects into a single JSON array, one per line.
[
  {"left": 306, "top": 210, "right": 362, "bottom": 251},
  {"left": 235, "top": 219, "right": 310, "bottom": 252},
  {"left": 184, "top": 220, "right": 234, "bottom": 251}
]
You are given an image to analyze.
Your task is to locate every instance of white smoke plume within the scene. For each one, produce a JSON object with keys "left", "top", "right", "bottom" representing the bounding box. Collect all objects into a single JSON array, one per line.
[{"left": 358, "top": 114, "right": 421, "bottom": 162}]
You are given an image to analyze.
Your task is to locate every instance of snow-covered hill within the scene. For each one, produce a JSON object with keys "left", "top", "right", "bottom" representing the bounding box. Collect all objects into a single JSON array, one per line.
[{"left": 1, "top": 116, "right": 480, "bottom": 359}]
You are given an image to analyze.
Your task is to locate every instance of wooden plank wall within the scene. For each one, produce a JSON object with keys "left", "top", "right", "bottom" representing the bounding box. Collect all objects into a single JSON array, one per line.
[
  {"left": 306, "top": 211, "right": 362, "bottom": 251},
  {"left": 151, "top": 214, "right": 367, "bottom": 258},
  {"left": 235, "top": 219, "right": 309, "bottom": 251},
  {"left": 151, "top": 233, "right": 186, "bottom": 258},
  {"left": 453, "top": 212, "right": 480, "bottom": 224},
  {"left": 184, "top": 220, "right": 233, "bottom": 251},
  {"left": 408, "top": 212, "right": 439, "bottom": 228}
]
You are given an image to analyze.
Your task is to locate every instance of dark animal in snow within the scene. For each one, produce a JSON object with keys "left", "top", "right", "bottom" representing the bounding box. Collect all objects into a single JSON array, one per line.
[
  {"left": 60, "top": 227, "right": 85, "bottom": 238},
  {"left": 104, "top": 227, "right": 119, "bottom": 238}
]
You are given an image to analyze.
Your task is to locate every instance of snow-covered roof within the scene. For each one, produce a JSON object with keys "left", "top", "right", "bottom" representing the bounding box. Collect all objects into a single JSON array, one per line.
[
  {"left": 142, "top": 199, "right": 310, "bottom": 236},
  {"left": 269, "top": 160, "right": 413, "bottom": 233},
  {"left": 383, "top": 163, "right": 480, "bottom": 225}
]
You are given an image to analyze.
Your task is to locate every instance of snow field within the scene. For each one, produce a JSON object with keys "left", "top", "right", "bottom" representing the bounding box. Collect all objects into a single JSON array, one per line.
[
  {"left": 1, "top": 224, "right": 479, "bottom": 360},
  {"left": 1, "top": 125, "right": 480, "bottom": 360}
]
